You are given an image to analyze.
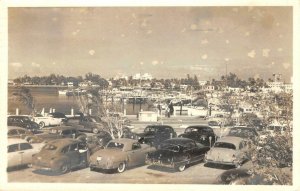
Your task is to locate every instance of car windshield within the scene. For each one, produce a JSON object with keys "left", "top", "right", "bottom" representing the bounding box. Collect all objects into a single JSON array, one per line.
[
  {"left": 228, "top": 128, "right": 256, "bottom": 138},
  {"left": 43, "top": 144, "right": 58, "bottom": 151},
  {"left": 185, "top": 127, "right": 199, "bottom": 133},
  {"left": 21, "top": 117, "right": 31, "bottom": 122},
  {"left": 106, "top": 142, "right": 124, "bottom": 149},
  {"left": 144, "top": 126, "right": 157, "bottom": 133},
  {"left": 214, "top": 142, "right": 236, "bottom": 150},
  {"left": 208, "top": 121, "right": 219, "bottom": 126}
]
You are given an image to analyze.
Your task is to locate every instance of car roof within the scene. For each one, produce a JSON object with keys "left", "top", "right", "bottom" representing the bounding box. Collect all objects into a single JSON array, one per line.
[
  {"left": 108, "top": 138, "right": 138, "bottom": 151},
  {"left": 146, "top": 125, "right": 173, "bottom": 128},
  {"left": 187, "top": 125, "right": 212, "bottom": 129},
  {"left": 216, "top": 136, "right": 244, "bottom": 146},
  {"left": 8, "top": 138, "right": 29, "bottom": 144},
  {"left": 163, "top": 137, "right": 194, "bottom": 143},
  {"left": 49, "top": 126, "right": 77, "bottom": 130}
]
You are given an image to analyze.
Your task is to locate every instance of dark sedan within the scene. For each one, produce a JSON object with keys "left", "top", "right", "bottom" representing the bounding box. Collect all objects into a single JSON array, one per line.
[
  {"left": 138, "top": 125, "right": 177, "bottom": 147},
  {"left": 146, "top": 138, "right": 210, "bottom": 172},
  {"left": 178, "top": 125, "right": 216, "bottom": 147},
  {"left": 7, "top": 115, "right": 39, "bottom": 132}
]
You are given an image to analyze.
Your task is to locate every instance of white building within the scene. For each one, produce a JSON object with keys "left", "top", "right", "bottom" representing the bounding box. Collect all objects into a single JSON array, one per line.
[{"left": 133, "top": 73, "right": 153, "bottom": 80}]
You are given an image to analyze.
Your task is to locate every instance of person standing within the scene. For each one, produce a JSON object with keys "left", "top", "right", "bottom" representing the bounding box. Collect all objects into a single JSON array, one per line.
[{"left": 169, "top": 102, "right": 174, "bottom": 117}]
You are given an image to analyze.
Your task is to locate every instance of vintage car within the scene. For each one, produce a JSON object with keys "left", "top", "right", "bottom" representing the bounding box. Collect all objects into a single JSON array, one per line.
[
  {"left": 7, "top": 138, "right": 44, "bottom": 170},
  {"left": 90, "top": 138, "right": 155, "bottom": 173},
  {"left": 146, "top": 138, "right": 210, "bottom": 172},
  {"left": 7, "top": 115, "right": 40, "bottom": 132},
  {"left": 8, "top": 126, "right": 34, "bottom": 139},
  {"left": 137, "top": 125, "right": 177, "bottom": 147},
  {"left": 77, "top": 115, "right": 108, "bottom": 134},
  {"left": 33, "top": 114, "right": 65, "bottom": 128},
  {"left": 25, "top": 126, "right": 87, "bottom": 143},
  {"left": 32, "top": 139, "right": 89, "bottom": 174},
  {"left": 178, "top": 125, "right": 216, "bottom": 147},
  {"left": 227, "top": 126, "right": 258, "bottom": 142},
  {"left": 49, "top": 112, "right": 68, "bottom": 123},
  {"left": 205, "top": 136, "right": 249, "bottom": 168}
]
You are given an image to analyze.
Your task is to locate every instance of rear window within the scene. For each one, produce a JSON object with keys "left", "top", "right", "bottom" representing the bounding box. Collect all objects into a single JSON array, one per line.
[
  {"left": 106, "top": 142, "right": 124, "bottom": 149},
  {"left": 144, "top": 126, "right": 157, "bottom": 133},
  {"left": 20, "top": 143, "right": 33, "bottom": 150},
  {"left": 214, "top": 142, "right": 236, "bottom": 150},
  {"left": 8, "top": 144, "right": 19, "bottom": 153}
]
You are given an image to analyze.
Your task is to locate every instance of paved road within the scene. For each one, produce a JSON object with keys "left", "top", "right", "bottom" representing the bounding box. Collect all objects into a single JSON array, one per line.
[{"left": 7, "top": 161, "right": 236, "bottom": 184}]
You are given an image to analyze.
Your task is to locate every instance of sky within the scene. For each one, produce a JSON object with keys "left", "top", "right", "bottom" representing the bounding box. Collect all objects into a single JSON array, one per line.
[{"left": 8, "top": 7, "right": 293, "bottom": 81}]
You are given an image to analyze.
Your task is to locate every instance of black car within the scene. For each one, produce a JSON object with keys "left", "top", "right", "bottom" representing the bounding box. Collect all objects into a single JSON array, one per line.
[
  {"left": 7, "top": 115, "right": 39, "bottom": 132},
  {"left": 25, "top": 126, "right": 87, "bottom": 143},
  {"left": 227, "top": 126, "right": 258, "bottom": 142},
  {"left": 138, "top": 125, "right": 177, "bottom": 147},
  {"left": 146, "top": 138, "right": 210, "bottom": 172},
  {"left": 49, "top": 112, "right": 68, "bottom": 123},
  {"left": 78, "top": 116, "right": 108, "bottom": 134},
  {"left": 178, "top": 125, "right": 216, "bottom": 147}
]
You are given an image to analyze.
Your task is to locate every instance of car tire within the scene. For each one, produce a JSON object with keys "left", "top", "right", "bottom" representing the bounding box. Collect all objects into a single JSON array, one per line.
[
  {"left": 92, "top": 128, "right": 99, "bottom": 134},
  {"left": 60, "top": 163, "right": 70, "bottom": 174},
  {"left": 176, "top": 164, "right": 186, "bottom": 172},
  {"left": 117, "top": 162, "right": 126, "bottom": 173},
  {"left": 39, "top": 122, "right": 45, "bottom": 129}
]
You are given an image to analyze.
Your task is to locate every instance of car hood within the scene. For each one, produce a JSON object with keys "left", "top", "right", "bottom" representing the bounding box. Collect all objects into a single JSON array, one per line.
[{"left": 206, "top": 147, "right": 237, "bottom": 160}]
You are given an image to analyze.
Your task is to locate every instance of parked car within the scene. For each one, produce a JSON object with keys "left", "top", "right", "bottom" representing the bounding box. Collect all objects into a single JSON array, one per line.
[
  {"left": 33, "top": 114, "right": 65, "bottom": 128},
  {"left": 146, "top": 138, "right": 210, "bottom": 172},
  {"left": 8, "top": 126, "right": 34, "bottom": 139},
  {"left": 32, "top": 139, "right": 89, "bottom": 174},
  {"left": 90, "top": 138, "right": 155, "bottom": 173},
  {"left": 178, "top": 125, "right": 216, "bottom": 147},
  {"left": 227, "top": 126, "right": 258, "bottom": 142},
  {"left": 137, "top": 125, "right": 177, "bottom": 147},
  {"left": 7, "top": 138, "right": 44, "bottom": 170},
  {"left": 25, "top": 126, "right": 87, "bottom": 143},
  {"left": 78, "top": 115, "right": 108, "bottom": 134},
  {"left": 205, "top": 136, "right": 249, "bottom": 168},
  {"left": 7, "top": 115, "right": 39, "bottom": 132}
]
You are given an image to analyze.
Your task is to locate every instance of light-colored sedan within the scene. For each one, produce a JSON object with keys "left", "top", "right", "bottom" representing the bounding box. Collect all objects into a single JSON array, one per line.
[
  {"left": 90, "top": 138, "right": 155, "bottom": 173},
  {"left": 33, "top": 114, "right": 64, "bottom": 128},
  {"left": 7, "top": 138, "right": 43, "bottom": 169},
  {"left": 204, "top": 136, "right": 249, "bottom": 168}
]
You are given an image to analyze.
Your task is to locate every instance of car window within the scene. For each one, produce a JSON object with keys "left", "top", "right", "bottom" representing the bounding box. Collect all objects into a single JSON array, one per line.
[
  {"left": 8, "top": 117, "right": 14, "bottom": 122},
  {"left": 214, "top": 142, "right": 236, "bottom": 150},
  {"left": 8, "top": 129, "right": 19, "bottom": 136},
  {"left": 107, "top": 142, "right": 124, "bottom": 149},
  {"left": 8, "top": 144, "right": 19, "bottom": 153},
  {"left": 132, "top": 143, "right": 141, "bottom": 150},
  {"left": 20, "top": 143, "right": 33, "bottom": 150},
  {"left": 62, "top": 130, "right": 71, "bottom": 135}
]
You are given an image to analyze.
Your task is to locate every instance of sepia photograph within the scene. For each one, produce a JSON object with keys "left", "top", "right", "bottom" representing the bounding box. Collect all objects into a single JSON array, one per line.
[{"left": 1, "top": 1, "right": 299, "bottom": 191}]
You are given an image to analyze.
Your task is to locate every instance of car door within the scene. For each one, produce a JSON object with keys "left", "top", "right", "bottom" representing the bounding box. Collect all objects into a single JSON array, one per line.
[
  {"left": 65, "top": 143, "right": 81, "bottom": 167},
  {"left": 7, "top": 143, "right": 21, "bottom": 168},
  {"left": 19, "top": 143, "right": 35, "bottom": 165},
  {"left": 183, "top": 141, "right": 200, "bottom": 162},
  {"left": 127, "top": 142, "right": 145, "bottom": 167}
]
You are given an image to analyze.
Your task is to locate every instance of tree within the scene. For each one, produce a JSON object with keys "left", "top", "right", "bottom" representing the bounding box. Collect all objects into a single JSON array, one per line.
[{"left": 12, "top": 86, "right": 36, "bottom": 115}]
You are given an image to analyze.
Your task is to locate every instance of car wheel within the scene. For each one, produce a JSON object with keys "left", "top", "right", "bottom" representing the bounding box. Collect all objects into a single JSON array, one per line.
[
  {"left": 39, "top": 122, "right": 45, "bottom": 129},
  {"left": 176, "top": 164, "right": 186, "bottom": 172},
  {"left": 60, "top": 163, "right": 70, "bottom": 174},
  {"left": 92, "top": 128, "right": 99, "bottom": 134},
  {"left": 117, "top": 162, "right": 126, "bottom": 173}
]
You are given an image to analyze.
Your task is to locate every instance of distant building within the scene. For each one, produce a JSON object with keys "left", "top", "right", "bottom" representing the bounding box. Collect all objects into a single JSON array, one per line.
[
  {"left": 67, "top": 82, "right": 74, "bottom": 87},
  {"left": 133, "top": 73, "right": 153, "bottom": 80}
]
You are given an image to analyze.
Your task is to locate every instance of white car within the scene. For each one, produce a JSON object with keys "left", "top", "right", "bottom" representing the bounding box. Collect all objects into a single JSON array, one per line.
[
  {"left": 7, "top": 138, "right": 44, "bottom": 169},
  {"left": 33, "top": 114, "right": 64, "bottom": 128}
]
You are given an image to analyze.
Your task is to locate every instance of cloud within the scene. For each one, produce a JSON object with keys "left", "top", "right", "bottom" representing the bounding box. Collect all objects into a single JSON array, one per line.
[
  {"left": 201, "top": 54, "right": 208, "bottom": 60},
  {"left": 277, "top": 48, "right": 283, "bottom": 52},
  {"left": 262, "top": 49, "right": 270, "bottom": 57},
  {"left": 232, "top": 8, "right": 239, "bottom": 12},
  {"left": 89, "top": 49, "right": 95, "bottom": 56},
  {"left": 11, "top": 62, "right": 22, "bottom": 68},
  {"left": 132, "top": 13, "right": 137, "bottom": 19},
  {"left": 201, "top": 39, "right": 209, "bottom": 44},
  {"left": 247, "top": 50, "right": 256, "bottom": 58},
  {"left": 276, "top": 22, "right": 280, "bottom": 26},
  {"left": 72, "top": 29, "right": 80, "bottom": 36},
  {"left": 190, "top": 24, "right": 197, "bottom": 30},
  {"left": 225, "top": 40, "right": 230, "bottom": 44},
  {"left": 31, "top": 62, "right": 40, "bottom": 68}
]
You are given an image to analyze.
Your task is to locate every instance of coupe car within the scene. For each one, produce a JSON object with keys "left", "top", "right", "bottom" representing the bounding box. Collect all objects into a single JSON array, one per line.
[
  {"left": 205, "top": 136, "right": 249, "bottom": 168},
  {"left": 32, "top": 139, "right": 89, "bottom": 174},
  {"left": 90, "top": 138, "right": 155, "bottom": 173},
  {"left": 146, "top": 138, "right": 210, "bottom": 172}
]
